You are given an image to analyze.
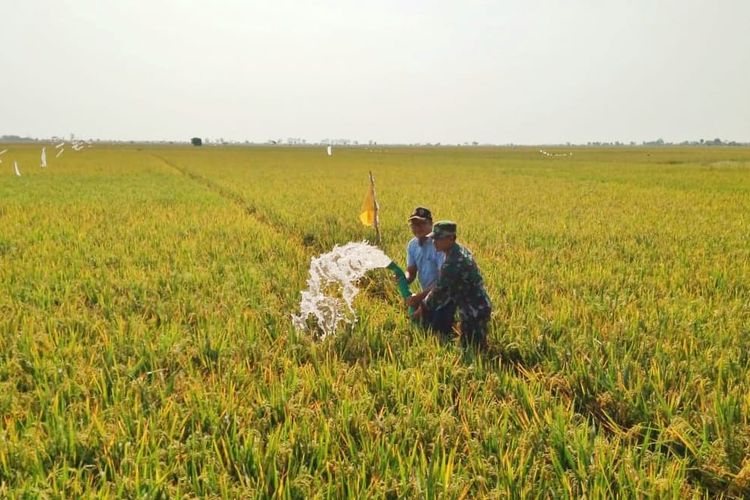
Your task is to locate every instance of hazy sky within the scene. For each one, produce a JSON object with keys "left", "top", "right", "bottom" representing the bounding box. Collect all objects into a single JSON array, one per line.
[{"left": 3, "top": 0, "right": 749, "bottom": 144}]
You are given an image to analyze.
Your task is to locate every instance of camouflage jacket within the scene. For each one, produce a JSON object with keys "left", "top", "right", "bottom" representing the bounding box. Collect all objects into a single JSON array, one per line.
[{"left": 425, "top": 242, "right": 491, "bottom": 321}]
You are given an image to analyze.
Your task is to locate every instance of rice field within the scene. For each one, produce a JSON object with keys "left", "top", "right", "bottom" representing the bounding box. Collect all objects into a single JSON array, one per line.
[{"left": 1, "top": 144, "right": 749, "bottom": 497}]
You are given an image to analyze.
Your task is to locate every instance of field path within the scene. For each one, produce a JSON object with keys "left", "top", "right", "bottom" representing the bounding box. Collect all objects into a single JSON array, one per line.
[{"left": 150, "top": 153, "right": 298, "bottom": 244}]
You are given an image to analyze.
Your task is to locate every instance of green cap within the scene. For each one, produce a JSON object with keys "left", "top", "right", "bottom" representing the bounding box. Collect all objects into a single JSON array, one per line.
[{"left": 427, "top": 220, "right": 457, "bottom": 239}]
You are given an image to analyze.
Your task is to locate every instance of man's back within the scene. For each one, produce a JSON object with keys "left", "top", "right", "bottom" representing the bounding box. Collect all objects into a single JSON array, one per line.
[{"left": 427, "top": 242, "right": 491, "bottom": 318}]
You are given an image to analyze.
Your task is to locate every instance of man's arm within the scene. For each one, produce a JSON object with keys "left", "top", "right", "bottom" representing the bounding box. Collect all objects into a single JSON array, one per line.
[
  {"left": 405, "top": 265, "right": 418, "bottom": 285},
  {"left": 423, "top": 262, "right": 457, "bottom": 311},
  {"left": 406, "top": 281, "right": 435, "bottom": 307},
  {"left": 405, "top": 241, "right": 418, "bottom": 284},
  {"left": 413, "top": 274, "right": 452, "bottom": 319}
]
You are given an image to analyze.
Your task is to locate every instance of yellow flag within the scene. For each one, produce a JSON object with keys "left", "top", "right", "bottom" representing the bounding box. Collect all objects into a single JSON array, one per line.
[{"left": 359, "top": 182, "right": 377, "bottom": 226}]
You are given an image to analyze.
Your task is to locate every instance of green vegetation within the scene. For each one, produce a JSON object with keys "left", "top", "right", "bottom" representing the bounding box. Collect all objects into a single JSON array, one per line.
[{"left": 1, "top": 144, "right": 749, "bottom": 497}]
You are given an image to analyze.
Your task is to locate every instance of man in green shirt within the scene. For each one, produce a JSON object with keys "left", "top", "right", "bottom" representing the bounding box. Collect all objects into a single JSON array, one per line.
[{"left": 413, "top": 221, "right": 492, "bottom": 349}]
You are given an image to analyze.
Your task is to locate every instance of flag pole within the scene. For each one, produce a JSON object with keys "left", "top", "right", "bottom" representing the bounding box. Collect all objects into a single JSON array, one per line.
[{"left": 369, "top": 171, "right": 381, "bottom": 245}]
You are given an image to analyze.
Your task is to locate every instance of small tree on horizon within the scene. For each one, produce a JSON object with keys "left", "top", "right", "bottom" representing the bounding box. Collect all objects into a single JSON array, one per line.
[{"left": 191, "top": 137, "right": 202, "bottom": 147}]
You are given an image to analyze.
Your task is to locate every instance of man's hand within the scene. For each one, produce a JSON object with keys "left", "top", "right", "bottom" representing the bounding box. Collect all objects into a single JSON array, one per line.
[
  {"left": 411, "top": 304, "right": 425, "bottom": 320},
  {"left": 405, "top": 294, "right": 421, "bottom": 308}
]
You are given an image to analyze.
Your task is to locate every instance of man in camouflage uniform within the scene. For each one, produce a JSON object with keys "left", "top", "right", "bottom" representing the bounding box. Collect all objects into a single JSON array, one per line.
[{"left": 413, "top": 221, "right": 492, "bottom": 349}]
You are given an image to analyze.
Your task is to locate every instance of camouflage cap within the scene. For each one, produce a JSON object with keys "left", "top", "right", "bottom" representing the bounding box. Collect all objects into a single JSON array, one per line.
[
  {"left": 408, "top": 206, "right": 432, "bottom": 222},
  {"left": 427, "top": 220, "right": 457, "bottom": 239}
]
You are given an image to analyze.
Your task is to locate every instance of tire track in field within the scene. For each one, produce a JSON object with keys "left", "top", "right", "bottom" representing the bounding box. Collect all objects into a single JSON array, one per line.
[
  {"left": 150, "top": 153, "right": 305, "bottom": 248},
  {"left": 150, "top": 152, "right": 315, "bottom": 315}
]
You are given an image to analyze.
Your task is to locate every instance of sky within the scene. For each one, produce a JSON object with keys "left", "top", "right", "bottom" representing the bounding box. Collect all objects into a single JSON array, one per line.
[{"left": 3, "top": 0, "right": 749, "bottom": 144}]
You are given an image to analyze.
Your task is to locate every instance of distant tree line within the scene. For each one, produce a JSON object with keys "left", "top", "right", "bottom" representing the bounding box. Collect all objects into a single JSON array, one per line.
[
  {"left": 586, "top": 138, "right": 746, "bottom": 147},
  {"left": 0, "top": 135, "right": 36, "bottom": 142}
]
